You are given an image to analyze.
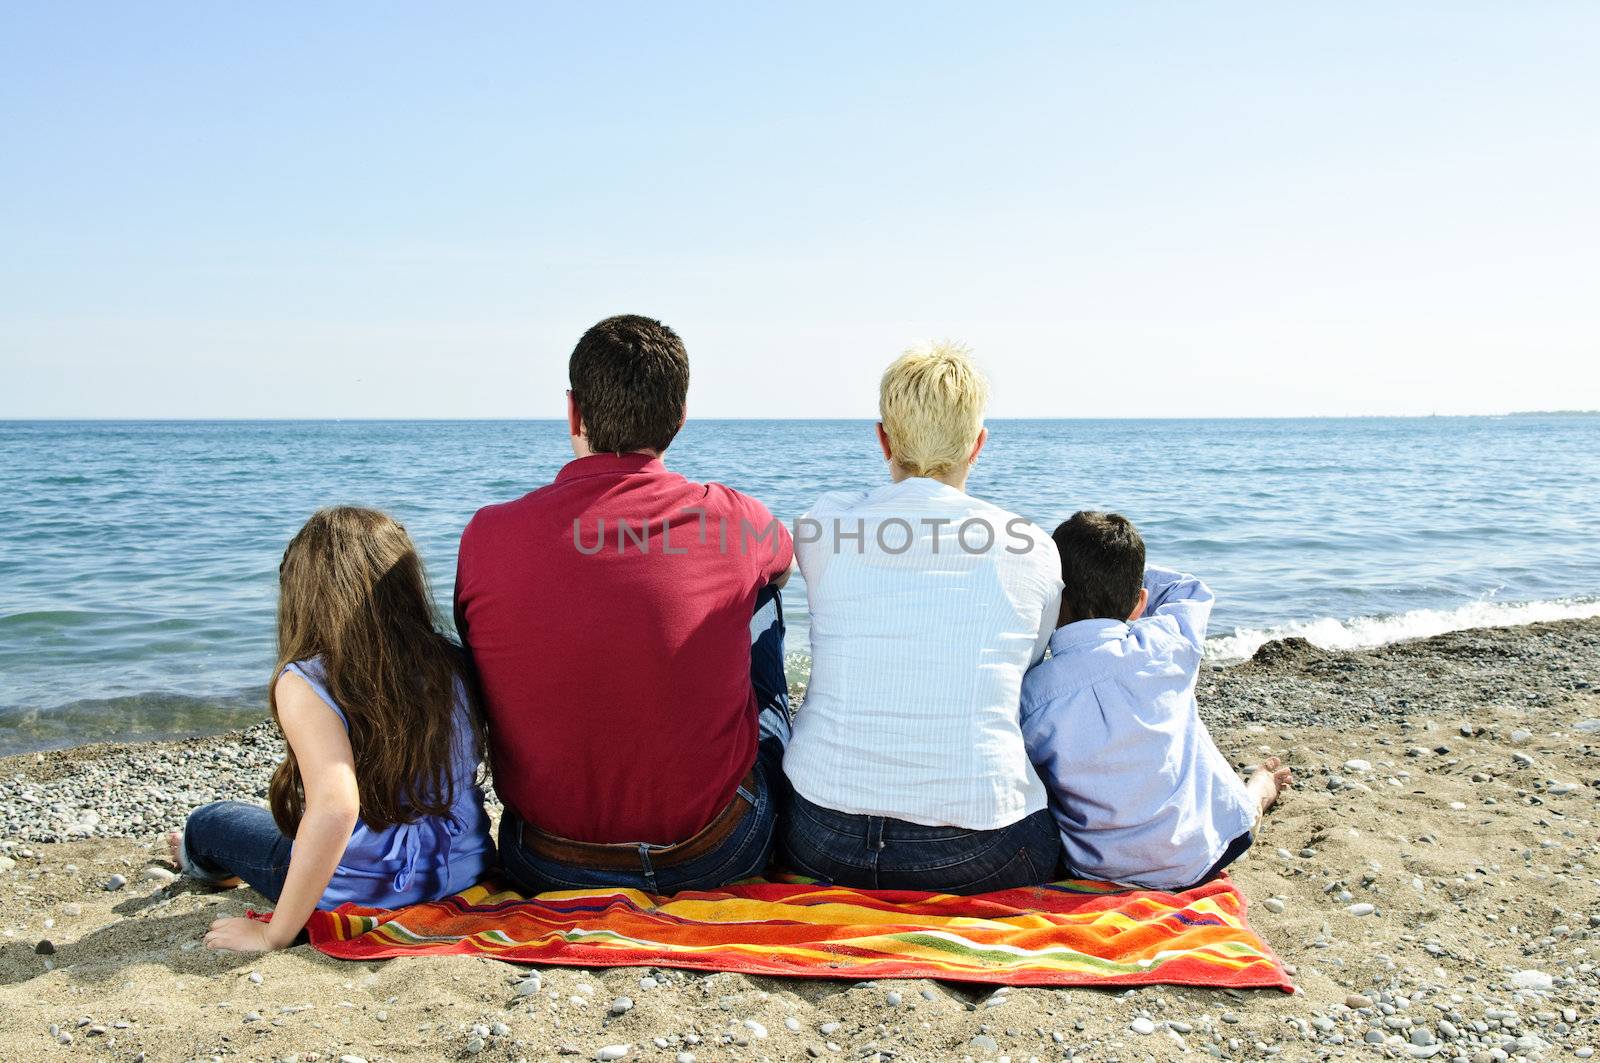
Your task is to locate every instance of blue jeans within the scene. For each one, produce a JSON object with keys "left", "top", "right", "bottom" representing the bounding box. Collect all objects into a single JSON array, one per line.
[
  {"left": 779, "top": 792, "right": 1061, "bottom": 894},
  {"left": 497, "top": 585, "right": 791, "bottom": 895},
  {"left": 181, "top": 800, "right": 294, "bottom": 902}
]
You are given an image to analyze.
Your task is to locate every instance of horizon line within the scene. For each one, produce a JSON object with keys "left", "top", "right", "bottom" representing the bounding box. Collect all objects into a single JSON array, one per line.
[{"left": 2, "top": 411, "right": 1597, "bottom": 424}]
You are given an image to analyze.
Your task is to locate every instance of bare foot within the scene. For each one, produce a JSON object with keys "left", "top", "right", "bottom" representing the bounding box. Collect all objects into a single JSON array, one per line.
[
  {"left": 167, "top": 830, "right": 240, "bottom": 887},
  {"left": 1245, "top": 756, "right": 1293, "bottom": 816}
]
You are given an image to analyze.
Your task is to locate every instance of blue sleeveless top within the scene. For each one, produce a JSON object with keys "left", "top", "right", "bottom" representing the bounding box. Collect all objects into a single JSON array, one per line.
[{"left": 284, "top": 659, "right": 494, "bottom": 910}]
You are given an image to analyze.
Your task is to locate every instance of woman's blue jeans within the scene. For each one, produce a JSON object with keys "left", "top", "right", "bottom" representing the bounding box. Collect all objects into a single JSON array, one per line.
[{"left": 779, "top": 791, "right": 1061, "bottom": 894}]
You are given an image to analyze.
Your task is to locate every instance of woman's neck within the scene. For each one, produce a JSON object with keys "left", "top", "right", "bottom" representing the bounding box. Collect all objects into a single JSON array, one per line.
[{"left": 889, "top": 463, "right": 969, "bottom": 492}]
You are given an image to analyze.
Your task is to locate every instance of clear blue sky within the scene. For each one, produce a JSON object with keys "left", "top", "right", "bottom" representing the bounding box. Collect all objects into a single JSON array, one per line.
[{"left": 3, "top": 4, "right": 1597, "bottom": 418}]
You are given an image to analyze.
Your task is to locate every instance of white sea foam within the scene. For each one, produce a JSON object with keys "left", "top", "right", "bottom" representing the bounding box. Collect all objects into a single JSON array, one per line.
[{"left": 1206, "top": 597, "right": 1600, "bottom": 663}]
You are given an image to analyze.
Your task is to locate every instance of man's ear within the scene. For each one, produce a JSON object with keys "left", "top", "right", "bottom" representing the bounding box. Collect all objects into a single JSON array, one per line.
[
  {"left": 1127, "top": 586, "right": 1149, "bottom": 622},
  {"left": 567, "top": 390, "right": 592, "bottom": 458},
  {"left": 566, "top": 390, "right": 583, "bottom": 438},
  {"left": 876, "top": 421, "right": 893, "bottom": 462}
]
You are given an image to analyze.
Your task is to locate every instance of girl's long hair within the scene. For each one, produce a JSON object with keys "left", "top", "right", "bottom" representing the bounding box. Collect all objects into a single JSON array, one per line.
[{"left": 267, "top": 506, "right": 484, "bottom": 835}]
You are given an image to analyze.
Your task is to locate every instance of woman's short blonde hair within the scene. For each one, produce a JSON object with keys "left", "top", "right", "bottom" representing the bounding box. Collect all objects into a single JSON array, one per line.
[{"left": 878, "top": 341, "right": 990, "bottom": 479}]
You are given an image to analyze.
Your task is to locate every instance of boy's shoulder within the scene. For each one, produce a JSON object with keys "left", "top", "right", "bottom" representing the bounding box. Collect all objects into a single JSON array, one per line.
[{"left": 1025, "top": 618, "right": 1193, "bottom": 700}]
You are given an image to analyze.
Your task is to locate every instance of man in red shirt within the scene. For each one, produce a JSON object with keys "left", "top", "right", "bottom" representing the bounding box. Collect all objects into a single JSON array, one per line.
[{"left": 455, "top": 315, "right": 793, "bottom": 895}]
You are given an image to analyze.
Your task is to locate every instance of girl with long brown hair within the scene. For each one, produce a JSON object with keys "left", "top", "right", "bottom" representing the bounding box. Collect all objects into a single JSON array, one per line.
[{"left": 172, "top": 506, "right": 493, "bottom": 951}]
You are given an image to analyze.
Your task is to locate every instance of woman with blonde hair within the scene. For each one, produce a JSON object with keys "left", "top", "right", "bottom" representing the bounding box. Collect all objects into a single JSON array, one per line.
[{"left": 781, "top": 342, "right": 1063, "bottom": 892}]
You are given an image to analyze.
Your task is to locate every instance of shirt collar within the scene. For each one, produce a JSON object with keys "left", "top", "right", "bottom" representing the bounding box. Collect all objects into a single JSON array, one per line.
[
  {"left": 865, "top": 475, "right": 969, "bottom": 505},
  {"left": 1049, "top": 617, "right": 1129, "bottom": 654},
  {"left": 554, "top": 452, "right": 665, "bottom": 484}
]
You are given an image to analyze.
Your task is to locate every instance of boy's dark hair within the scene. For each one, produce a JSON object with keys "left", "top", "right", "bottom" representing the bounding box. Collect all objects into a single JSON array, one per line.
[
  {"left": 1053, "top": 511, "right": 1145, "bottom": 624},
  {"left": 569, "top": 315, "right": 689, "bottom": 454}
]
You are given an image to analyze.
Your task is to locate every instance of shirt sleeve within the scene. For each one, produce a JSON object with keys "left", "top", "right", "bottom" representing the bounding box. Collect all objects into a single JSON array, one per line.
[
  {"left": 1028, "top": 527, "right": 1064, "bottom": 665},
  {"left": 452, "top": 518, "right": 475, "bottom": 649},
  {"left": 737, "top": 493, "right": 793, "bottom": 585},
  {"left": 1139, "top": 566, "right": 1214, "bottom": 653},
  {"left": 1030, "top": 580, "right": 1063, "bottom": 665}
]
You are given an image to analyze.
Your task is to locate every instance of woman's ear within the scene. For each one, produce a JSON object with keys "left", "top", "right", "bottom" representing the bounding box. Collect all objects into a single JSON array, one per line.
[
  {"left": 968, "top": 426, "right": 989, "bottom": 466},
  {"left": 876, "top": 421, "right": 893, "bottom": 462},
  {"left": 1127, "top": 586, "right": 1150, "bottom": 622}
]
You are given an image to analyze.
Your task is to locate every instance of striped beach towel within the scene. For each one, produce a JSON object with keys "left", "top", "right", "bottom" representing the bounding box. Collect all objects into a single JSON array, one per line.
[{"left": 304, "top": 875, "right": 1292, "bottom": 990}]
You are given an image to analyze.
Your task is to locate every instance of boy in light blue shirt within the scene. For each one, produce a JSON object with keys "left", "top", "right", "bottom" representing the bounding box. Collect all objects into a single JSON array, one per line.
[{"left": 1019, "top": 511, "right": 1292, "bottom": 891}]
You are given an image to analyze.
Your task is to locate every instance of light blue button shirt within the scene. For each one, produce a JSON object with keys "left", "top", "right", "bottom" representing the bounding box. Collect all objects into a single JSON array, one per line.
[{"left": 1019, "top": 568, "right": 1256, "bottom": 889}]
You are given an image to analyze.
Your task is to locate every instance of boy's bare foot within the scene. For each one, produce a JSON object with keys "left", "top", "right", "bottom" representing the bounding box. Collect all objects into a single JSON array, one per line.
[{"left": 1245, "top": 756, "right": 1293, "bottom": 816}]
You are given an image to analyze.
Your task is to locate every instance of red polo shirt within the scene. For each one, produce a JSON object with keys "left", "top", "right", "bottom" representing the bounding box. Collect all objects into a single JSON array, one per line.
[{"left": 455, "top": 453, "right": 793, "bottom": 844}]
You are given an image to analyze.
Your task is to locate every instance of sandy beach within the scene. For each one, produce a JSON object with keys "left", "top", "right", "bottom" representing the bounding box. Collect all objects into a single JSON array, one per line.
[{"left": 2, "top": 619, "right": 1597, "bottom": 1062}]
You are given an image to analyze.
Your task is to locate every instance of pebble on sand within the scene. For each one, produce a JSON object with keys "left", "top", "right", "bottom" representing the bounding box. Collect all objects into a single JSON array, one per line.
[
  {"left": 597, "top": 1046, "right": 631, "bottom": 1061},
  {"left": 1347, "top": 902, "right": 1376, "bottom": 916},
  {"left": 1511, "top": 969, "right": 1554, "bottom": 991},
  {"left": 103, "top": 874, "right": 127, "bottom": 891}
]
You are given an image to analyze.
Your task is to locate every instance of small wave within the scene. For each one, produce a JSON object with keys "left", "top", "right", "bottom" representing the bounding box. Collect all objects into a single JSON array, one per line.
[
  {"left": 0, "top": 692, "right": 264, "bottom": 757},
  {"left": 1207, "top": 596, "right": 1600, "bottom": 662}
]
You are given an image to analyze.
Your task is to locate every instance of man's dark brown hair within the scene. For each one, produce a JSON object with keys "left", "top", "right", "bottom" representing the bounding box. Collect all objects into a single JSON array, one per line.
[
  {"left": 1052, "top": 511, "right": 1146, "bottom": 625},
  {"left": 569, "top": 315, "right": 689, "bottom": 454}
]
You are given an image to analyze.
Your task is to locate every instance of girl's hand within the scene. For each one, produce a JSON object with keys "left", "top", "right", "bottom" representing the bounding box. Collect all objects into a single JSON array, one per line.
[{"left": 203, "top": 915, "right": 291, "bottom": 953}]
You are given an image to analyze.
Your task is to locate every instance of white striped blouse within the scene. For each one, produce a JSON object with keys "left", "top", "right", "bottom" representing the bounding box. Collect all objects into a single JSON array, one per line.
[{"left": 783, "top": 476, "right": 1063, "bottom": 831}]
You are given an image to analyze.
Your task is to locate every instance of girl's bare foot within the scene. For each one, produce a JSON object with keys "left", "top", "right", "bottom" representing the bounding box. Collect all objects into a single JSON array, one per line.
[
  {"left": 1245, "top": 756, "right": 1293, "bottom": 815},
  {"left": 167, "top": 830, "right": 240, "bottom": 887}
]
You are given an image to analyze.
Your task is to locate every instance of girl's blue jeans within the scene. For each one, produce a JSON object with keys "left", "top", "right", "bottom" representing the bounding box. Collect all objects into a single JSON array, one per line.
[{"left": 181, "top": 800, "right": 293, "bottom": 902}]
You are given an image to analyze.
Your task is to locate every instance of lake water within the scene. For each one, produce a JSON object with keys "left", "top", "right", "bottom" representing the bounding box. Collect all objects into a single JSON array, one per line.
[{"left": 2, "top": 416, "right": 1598, "bottom": 754}]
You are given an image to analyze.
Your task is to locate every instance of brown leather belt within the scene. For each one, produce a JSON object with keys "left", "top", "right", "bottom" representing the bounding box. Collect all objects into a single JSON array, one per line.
[{"left": 515, "top": 769, "right": 758, "bottom": 870}]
